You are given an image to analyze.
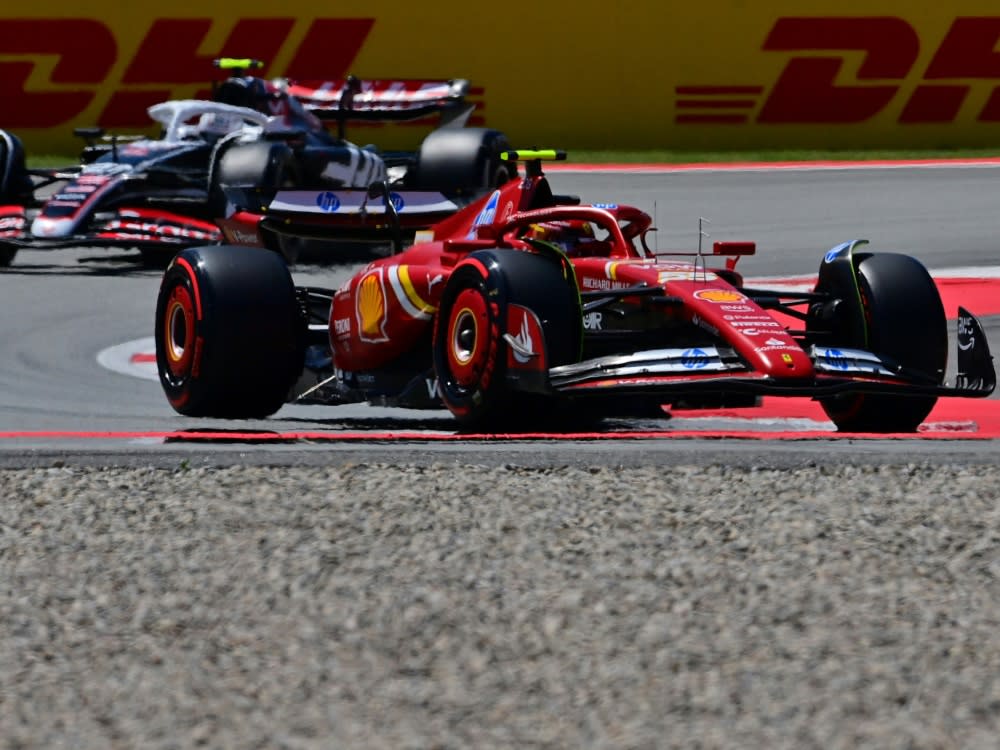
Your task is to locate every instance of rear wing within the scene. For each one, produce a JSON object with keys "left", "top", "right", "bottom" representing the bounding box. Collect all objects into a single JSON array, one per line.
[{"left": 286, "top": 77, "right": 474, "bottom": 131}]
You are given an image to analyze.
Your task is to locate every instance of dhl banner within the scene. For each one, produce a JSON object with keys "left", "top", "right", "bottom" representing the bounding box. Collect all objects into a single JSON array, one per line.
[{"left": 6, "top": 1, "right": 1000, "bottom": 153}]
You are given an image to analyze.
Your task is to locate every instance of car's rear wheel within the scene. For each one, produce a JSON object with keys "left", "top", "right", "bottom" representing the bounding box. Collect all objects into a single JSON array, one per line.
[
  {"left": 0, "top": 129, "right": 32, "bottom": 203},
  {"left": 411, "top": 128, "right": 516, "bottom": 194},
  {"left": 155, "top": 245, "right": 305, "bottom": 418},
  {"left": 433, "top": 248, "right": 580, "bottom": 430},
  {"left": 0, "top": 130, "right": 31, "bottom": 268},
  {"left": 815, "top": 252, "right": 946, "bottom": 432}
]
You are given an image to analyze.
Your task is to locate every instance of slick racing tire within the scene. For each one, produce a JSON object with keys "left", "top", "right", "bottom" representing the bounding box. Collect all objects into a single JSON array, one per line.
[
  {"left": 0, "top": 243, "right": 16, "bottom": 268},
  {"left": 0, "top": 129, "right": 32, "bottom": 203},
  {"left": 155, "top": 245, "right": 305, "bottom": 418},
  {"left": 411, "top": 128, "right": 516, "bottom": 194},
  {"left": 0, "top": 130, "right": 30, "bottom": 267},
  {"left": 432, "top": 248, "right": 581, "bottom": 430},
  {"left": 818, "top": 252, "right": 947, "bottom": 432}
]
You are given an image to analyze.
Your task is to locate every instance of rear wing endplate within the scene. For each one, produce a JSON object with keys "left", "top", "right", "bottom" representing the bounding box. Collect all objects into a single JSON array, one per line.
[{"left": 956, "top": 307, "right": 997, "bottom": 394}]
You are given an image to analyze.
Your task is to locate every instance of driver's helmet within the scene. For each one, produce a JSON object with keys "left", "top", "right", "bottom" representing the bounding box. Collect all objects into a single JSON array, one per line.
[
  {"left": 213, "top": 76, "right": 271, "bottom": 113},
  {"left": 524, "top": 219, "right": 595, "bottom": 255}
]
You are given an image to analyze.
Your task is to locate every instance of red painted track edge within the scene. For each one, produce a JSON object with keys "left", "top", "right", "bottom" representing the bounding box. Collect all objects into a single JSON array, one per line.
[{"left": 0, "top": 429, "right": 995, "bottom": 443}]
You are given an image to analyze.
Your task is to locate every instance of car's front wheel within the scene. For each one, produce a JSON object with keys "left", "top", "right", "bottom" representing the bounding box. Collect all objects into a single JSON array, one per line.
[
  {"left": 0, "top": 243, "right": 16, "bottom": 268},
  {"left": 815, "top": 252, "right": 947, "bottom": 432}
]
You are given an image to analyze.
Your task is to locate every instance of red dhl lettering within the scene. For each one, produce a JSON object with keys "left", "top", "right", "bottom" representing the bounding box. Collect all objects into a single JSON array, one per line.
[
  {"left": 758, "top": 17, "right": 919, "bottom": 124},
  {"left": 676, "top": 16, "right": 1000, "bottom": 125},
  {"left": 0, "top": 19, "right": 116, "bottom": 128},
  {"left": 0, "top": 17, "right": 374, "bottom": 129}
]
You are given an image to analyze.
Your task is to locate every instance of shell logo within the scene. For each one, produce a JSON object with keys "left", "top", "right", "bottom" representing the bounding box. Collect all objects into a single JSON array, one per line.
[
  {"left": 356, "top": 271, "right": 389, "bottom": 342},
  {"left": 694, "top": 289, "right": 745, "bottom": 303}
]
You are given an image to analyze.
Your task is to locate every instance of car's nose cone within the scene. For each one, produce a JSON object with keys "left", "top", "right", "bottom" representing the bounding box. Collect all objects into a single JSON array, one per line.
[{"left": 31, "top": 216, "right": 75, "bottom": 238}]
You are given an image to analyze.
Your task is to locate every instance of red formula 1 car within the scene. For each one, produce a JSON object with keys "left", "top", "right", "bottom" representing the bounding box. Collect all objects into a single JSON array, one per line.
[
  {"left": 0, "top": 59, "right": 512, "bottom": 267},
  {"left": 154, "top": 151, "right": 996, "bottom": 432}
]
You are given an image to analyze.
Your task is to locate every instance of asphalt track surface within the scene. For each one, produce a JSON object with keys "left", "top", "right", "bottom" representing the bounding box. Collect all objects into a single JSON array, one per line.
[{"left": 1, "top": 163, "right": 999, "bottom": 467}]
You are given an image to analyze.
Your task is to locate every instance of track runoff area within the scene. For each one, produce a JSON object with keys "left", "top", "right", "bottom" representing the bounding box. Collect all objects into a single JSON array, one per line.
[{"left": 65, "top": 159, "right": 1000, "bottom": 443}]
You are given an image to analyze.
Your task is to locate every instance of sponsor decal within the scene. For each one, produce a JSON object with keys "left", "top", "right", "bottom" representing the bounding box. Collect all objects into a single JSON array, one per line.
[
  {"left": 824, "top": 248, "right": 842, "bottom": 264},
  {"left": 756, "top": 344, "right": 800, "bottom": 353},
  {"left": 720, "top": 304, "right": 754, "bottom": 312},
  {"left": 467, "top": 189, "right": 500, "bottom": 238},
  {"left": 103, "top": 219, "right": 216, "bottom": 240},
  {"left": 333, "top": 317, "right": 351, "bottom": 336},
  {"left": 694, "top": 289, "right": 744, "bottom": 303},
  {"left": 583, "top": 311, "right": 603, "bottom": 330},
  {"left": 958, "top": 312, "right": 975, "bottom": 351},
  {"left": 724, "top": 314, "right": 774, "bottom": 321},
  {"left": 593, "top": 202, "right": 618, "bottom": 210},
  {"left": 782, "top": 353, "right": 794, "bottom": 364},
  {"left": 316, "top": 191, "right": 341, "bottom": 212},
  {"left": 656, "top": 261, "right": 699, "bottom": 271},
  {"left": 271, "top": 190, "right": 457, "bottom": 215},
  {"left": 223, "top": 227, "right": 261, "bottom": 245},
  {"left": 756, "top": 337, "right": 801, "bottom": 352},
  {"left": 824, "top": 348, "right": 850, "bottom": 370},
  {"left": 659, "top": 270, "right": 716, "bottom": 283},
  {"left": 500, "top": 200, "right": 514, "bottom": 222},
  {"left": 675, "top": 16, "right": 1000, "bottom": 126},
  {"left": 425, "top": 377, "right": 440, "bottom": 399},
  {"left": 681, "top": 348, "right": 709, "bottom": 369},
  {"left": 389, "top": 192, "right": 404, "bottom": 212},
  {"left": 731, "top": 319, "right": 780, "bottom": 328},
  {"left": 581, "top": 277, "right": 631, "bottom": 291},
  {"left": 691, "top": 314, "right": 718, "bottom": 336},
  {"left": 355, "top": 269, "right": 389, "bottom": 343},
  {"left": 79, "top": 164, "right": 128, "bottom": 176},
  {"left": 509, "top": 313, "right": 535, "bottom": 364},
  {"left": 504, "top": 305, "right": 543, "bottom": 371}
]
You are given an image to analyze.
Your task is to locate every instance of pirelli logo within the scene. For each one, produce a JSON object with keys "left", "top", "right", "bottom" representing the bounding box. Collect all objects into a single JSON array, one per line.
[
  {"left": 676, "top": 16, "right": 1000, "bottom": 124},
  {"left": 0, "top": 17, "right": 484, "bottom": 130}
]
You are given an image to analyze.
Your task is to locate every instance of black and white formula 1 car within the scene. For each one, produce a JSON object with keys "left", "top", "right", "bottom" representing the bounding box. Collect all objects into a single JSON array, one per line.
[{"left": 0, "top": 59, "right": 514, "bottom": 267}]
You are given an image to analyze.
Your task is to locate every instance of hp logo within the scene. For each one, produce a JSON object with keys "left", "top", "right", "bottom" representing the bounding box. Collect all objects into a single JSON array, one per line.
[
  {"left": 681, "top": 348, "right": 709, "bottom": 369},
  {"left": 316, "top": 192, "right": 341, "bottom": 212}
]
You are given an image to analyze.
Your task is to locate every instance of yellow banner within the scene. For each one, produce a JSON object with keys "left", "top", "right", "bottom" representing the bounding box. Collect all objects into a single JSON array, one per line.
[{"left": 6, "top": 2, "right": 1000, "bottom": 153}]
